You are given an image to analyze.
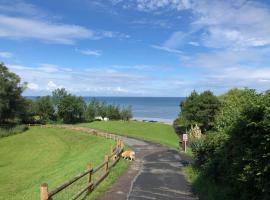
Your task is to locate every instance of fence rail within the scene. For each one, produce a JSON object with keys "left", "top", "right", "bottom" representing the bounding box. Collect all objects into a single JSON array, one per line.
[{"left": 37, "top": 124, "right": 124, "bottom": 200}]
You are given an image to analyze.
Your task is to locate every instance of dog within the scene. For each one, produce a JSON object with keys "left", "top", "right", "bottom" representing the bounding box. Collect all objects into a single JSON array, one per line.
[{"left": 121, "top": 150, "right": 135, "bottom": 161}]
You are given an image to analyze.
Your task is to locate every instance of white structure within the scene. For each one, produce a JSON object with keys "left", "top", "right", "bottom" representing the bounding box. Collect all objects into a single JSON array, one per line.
[
  {"left": 94, "top": 116, "right": 109, "bottom": 121},
  {"left": 95, "top": 116, "right": 103, "bottom": 121}
]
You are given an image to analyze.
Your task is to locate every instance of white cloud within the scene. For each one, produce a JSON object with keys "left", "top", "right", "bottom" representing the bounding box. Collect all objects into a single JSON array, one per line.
[
  {"left": 38, "top": 64, "right": 60, "bottom": 73},
  {"left": 151, "top": 45, "right": 182, "bottom": 54},
  {"left": 135, "top": 0, "right": 192, "bottom": 11},
  {"left": 27, "top": 82, "right": 39, "bottom": 90},
  {"left": 188, "top": 41, "right": 199, "bottom": 46},
  {"left": 77, "top": 49, "right": 102, "bottom": 56},
  {"left": 164, "top": 31, "right": 187, "bottom": 49},
  {"left": 0, "top": 51, "right": 13, "bottom": 58},
  {"left": 0, "top": 15, "right": 93, "bottom": 44},
  {"left": 0, "top": 15, "right": 129, "bottom": 44},
  {"left": 46, "top": 81, "right": 63, "bottom": 91},
  {"left": 6, "top": 60, "right": 270, "bottom": 96},
  {"left": 131, "top": 19, "right": 172, "bottom": 28},
  {"left": 0, "top": 0, "right": 42, "bottom": 17},
  {"left": 123, "top": 0, "right": 270, "bottom": 50}
]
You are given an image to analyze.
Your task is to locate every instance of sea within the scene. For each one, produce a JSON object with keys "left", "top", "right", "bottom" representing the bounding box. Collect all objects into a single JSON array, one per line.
[
  {"left": 27, "top": 97, "right": 185, "bottom": 123},
  {"left": 85, "top": 97, "right": 185, "bottom": 123}
]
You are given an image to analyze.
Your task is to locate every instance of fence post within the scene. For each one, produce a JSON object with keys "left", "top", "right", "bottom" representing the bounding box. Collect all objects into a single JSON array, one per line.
[
  {"left": 87, "top": 164, "right": 93, "bottom": 193},
  {"left": 104, "top": 155, "right": 109, "bottom": 172},
  {"left": 40, "top": 183, "right": 48, "bottom": 200}
]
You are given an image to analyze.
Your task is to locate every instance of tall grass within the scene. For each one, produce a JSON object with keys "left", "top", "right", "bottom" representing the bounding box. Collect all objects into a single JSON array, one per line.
[
  {"left": 0, "top": 125, "right": 28, "bottom": 138},
  {"left": 182, "top": 165, "right": 228, "bottom": 200}
]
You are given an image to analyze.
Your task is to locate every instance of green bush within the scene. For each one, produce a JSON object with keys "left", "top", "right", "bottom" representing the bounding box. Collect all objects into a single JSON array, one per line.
[
  {"left": 0, "top": 125, "right": 28, "bottom": 138},
  {"left": 191, "top": 90, "right": 270, "bottom": 200},
  {"left": 212, "top": 93, "right": 270, "bottom": 200},
  {"left": 177, "top": 90, "right": 220, "bottom": 132},
  {"left": 191, "top": 132, "right": 228, "bottom": 168}
]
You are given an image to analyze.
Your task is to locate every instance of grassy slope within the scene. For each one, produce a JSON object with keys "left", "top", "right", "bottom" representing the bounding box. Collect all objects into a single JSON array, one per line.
[
  {"left": 78, "top": 121, "right": 179, "bottom": 149},
  {"left": 0, "top": 127, "right": 128, "bottom": 200}
]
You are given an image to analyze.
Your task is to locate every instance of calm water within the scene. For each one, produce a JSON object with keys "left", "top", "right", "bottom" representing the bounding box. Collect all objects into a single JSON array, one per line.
[
  {"left": 27, "top": 96, "right": 185, "bottom": 123},
  {"left": 84, "top": 97, "right": 185, "bottom": 123}
]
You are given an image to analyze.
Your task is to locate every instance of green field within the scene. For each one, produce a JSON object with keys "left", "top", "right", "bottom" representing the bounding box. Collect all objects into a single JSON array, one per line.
[
  {"left": 0, "top": 127, "right": 128, "bottom": 200},
  {"left": 78, "top": 121, "right": 179, "bottom": 149}
]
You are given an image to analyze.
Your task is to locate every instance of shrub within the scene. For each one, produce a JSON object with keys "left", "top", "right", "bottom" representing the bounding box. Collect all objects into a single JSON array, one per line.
[
  {"left": 191, "top": 132, "right": 228, "bottom": 168},
  {"left": 0, "top": 125, "right": 28, "bottom": 138}
]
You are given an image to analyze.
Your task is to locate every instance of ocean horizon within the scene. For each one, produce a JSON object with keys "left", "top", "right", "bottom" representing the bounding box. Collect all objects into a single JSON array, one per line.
[{"left": 26, "top": 96, "right": 185, "bottom": 123}]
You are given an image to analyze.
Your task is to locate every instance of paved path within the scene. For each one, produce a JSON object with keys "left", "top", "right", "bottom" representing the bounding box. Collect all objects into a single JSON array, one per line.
[{"left": 97, "top": 136, "right": 198, "bottom": 200}]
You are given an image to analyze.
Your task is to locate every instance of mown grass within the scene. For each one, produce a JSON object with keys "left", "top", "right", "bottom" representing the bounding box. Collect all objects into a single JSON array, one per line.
[
  {"left": 0, "top": 127, "right": 128, "bottom": 200},
  {"left": 78, "top": 121, "right": 179, "bottom": 149},
  {"left": 182, "top": 165, "right": 227, "bottom": 200},
  {"left": 0, "top": 125, "right": 28, "bottom": 138}
]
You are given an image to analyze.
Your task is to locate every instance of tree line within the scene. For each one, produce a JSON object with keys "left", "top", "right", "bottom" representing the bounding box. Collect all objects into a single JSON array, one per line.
[
  {"left": 175, "top": 89, "right": 270, "bottom": 200},
  {"left": 0, "top": 63, "right": 132, "bottom": 125}
]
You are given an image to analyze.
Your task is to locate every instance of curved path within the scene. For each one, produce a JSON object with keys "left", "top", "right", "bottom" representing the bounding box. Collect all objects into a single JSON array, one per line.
[{"left": 97, "top": 136, "right": 198, "bottom": 200}]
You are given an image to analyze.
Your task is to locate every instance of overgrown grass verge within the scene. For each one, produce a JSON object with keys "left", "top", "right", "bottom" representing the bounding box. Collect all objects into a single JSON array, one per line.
[
  {"left": 0, "top": 125, "right": 28, "bottom": 138},
  {"left": 182, "top": 165, "right": 227, "bottom": 200}
]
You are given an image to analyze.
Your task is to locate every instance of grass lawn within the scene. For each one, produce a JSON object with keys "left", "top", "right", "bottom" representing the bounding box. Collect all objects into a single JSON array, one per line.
[
  {"left": 78, "top": 121, "right": 179, "bottom": 149},
  {"left": 0, "top": 127, "right": 128, "bottom": 200}
]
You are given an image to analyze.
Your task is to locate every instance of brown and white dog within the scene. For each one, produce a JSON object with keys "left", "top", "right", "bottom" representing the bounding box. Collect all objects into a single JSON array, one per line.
[{"left": 121, "top": 150, "right": 135, "bottom": 161}]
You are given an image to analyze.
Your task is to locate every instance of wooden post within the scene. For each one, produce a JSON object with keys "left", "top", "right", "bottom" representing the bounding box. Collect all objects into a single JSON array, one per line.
[
  {"left": 87, "top": 164, "right": 93, "bottom": 193},
  {"left": 104, "top": 155, "right": 109, "bottom": 172},
  {"left": 40, "top": 183, "right": 48, "bottom": 200}
]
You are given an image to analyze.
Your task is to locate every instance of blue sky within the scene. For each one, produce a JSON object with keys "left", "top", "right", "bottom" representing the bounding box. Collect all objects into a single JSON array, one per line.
[{"left": 1, "top": 0, "right": 270, "bottom": 96}]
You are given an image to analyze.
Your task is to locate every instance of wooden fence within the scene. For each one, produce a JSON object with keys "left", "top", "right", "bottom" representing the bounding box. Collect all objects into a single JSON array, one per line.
[{"left": 37, "top": 125, "right": 124, "bottom": 200}]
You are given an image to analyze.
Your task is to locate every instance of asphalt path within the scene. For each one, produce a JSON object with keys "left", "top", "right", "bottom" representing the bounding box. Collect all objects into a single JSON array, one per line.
[{"left": 97, "top": 136, "right": 198, "bottom": 200}]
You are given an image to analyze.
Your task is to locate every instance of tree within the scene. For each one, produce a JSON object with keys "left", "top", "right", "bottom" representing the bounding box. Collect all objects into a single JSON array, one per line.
[
  {"left": 215, "top": 88, "right": 259, "bottom": 132},
  {"left": 86, "top": 98, "right": 100, "bottom": 121},
  {"left": 35, "top": 96, "right": 55, "bottom": 123},
  {"left": 178, "top": 90, "right": 220, "bottom": 132},
  {"left": 0, "top": 63, "right": 26, "bottom": 123},
  {"left": 52, "top": 88, "right": 68, "bottom": 113},
  {"left": 121, "top": 106, "right": 132, "bottom": 121},
  {"left": 19, "top": 98, "right": 36, "bottom": 123},
  {"left": 58, "top": 95, "right": 86, "bottom": 123},
  {"left": 106, "top": 104, "right": 121, "bottom": 120}
]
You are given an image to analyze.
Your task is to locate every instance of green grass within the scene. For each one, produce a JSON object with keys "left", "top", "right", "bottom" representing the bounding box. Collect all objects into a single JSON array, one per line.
[
  {"left": 182, "top": 165, "right": 227, "bottom": 200},
  {"left": 0, "top": 127, "right": 126, "bottom": 200},
  {"left": 179, "top": 146, "right": 193, "bottom": 157},
  {"left": 78, "top": 121, "right": 179, "bottom": 149},
  {"left": 87, "top": 159, "right": 129, "bottom": 200}
]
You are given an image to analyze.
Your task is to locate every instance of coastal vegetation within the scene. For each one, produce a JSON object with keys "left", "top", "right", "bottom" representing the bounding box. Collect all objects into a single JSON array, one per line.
[
  {"left": 176, "top": 88, "right": 270, "bottom": 200},
  {"left": 0, "top": 126, "right": 128, "bottom": 199},
  {"left": 79, "top": 121, "right": 179, "bottom": 149},
  {"left": 0, "top": 63, "right": 132, "bottom": 137}
]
